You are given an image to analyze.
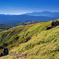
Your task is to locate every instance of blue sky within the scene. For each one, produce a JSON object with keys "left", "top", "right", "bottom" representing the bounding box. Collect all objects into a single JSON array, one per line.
[{"left": 0, "top": 0, "right": 59, "bottom": 15}]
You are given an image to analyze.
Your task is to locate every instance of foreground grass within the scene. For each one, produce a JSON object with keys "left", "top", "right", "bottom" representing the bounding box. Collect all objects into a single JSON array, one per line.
[
  {"left": 0, "top": 21, "right": 51, "bottom": 52},
  {"left": 8, "top": 26, "right": 59, "bottom": 59},
  {"left": 0, "top": 20, "right": 59, "bottom": 59}
]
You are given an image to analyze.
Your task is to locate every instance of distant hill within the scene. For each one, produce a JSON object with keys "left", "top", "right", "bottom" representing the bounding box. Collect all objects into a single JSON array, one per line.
[
  {"left": 18, "top": 21, "right": 40, "bottom": 26},
  {"left": 0, "top": 14, "right": 58, "bottom": 25},
  {"left": 0, "top": 24, "right": 12, "bottom": 31},
  {"left": 26, "top": 11, "right": 59, "bottom": 17}
]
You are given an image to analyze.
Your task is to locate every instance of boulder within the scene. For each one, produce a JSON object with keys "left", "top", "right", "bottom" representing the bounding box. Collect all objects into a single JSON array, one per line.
[
  {"left": 24, "top": 37, "right": 31, "bottom": 43},
  {"left": 46, "top": 27, "right": 52, "bottom": 30},
  {"left": 3, "top": 43, "right": 8, "bottom": 47},
  {"left": 1, "top": 52, "right": 4, "bottom": 56},
  {"left": 46, "top": 21, "right": 59, "bottom": 30},
  {"left": 51, "top": 21, "right": 59, "bottom": 27},
  {"left": 3, "top": 47, "right": 9, "bottom": 55},
  {"left": 0, "top": 46, "right": 3, "bottom": 49}
]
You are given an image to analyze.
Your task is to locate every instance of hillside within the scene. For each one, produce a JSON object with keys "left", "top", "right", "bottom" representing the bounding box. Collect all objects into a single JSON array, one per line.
[
  {"left": 18, "top": 21, "right": 40, "bottom": 26},
  {"left": 0, "top": 24, "right": 12, "bottom": 32},
  {"left": 0, "top": 19, "right": 59, "bottom": 59}
]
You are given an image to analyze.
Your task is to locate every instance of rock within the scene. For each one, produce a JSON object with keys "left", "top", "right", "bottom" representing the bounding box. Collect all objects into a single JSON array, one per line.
[
  {"left": 0, "top": 55, "right": 1, "bottom": 57},
  {"left": 51, "top": 22, "right": 55, "bottom": 26},
  {"left": 3, "top": 47, "right": 9, "bottom": 55},
  {"left": 0, "top": 47, "right": 9, "bottom": 57},
  {"left": 46, "top": 21, "right": 59, "bottom": 30},
  {"left": 24, "top": 53, "right": 27, "bottom": 56},
  {"left": 51, "top": 21, "right": 59, "bottom": 27},
  {"left": 1, "top": 52, "right": 4, "bottom": 56},
  {"left": 3, "top": 43, "right": 8, "bottom": 47},
  {"left": 24, "top": 37, "right": 31, "bottom": 43},
  {"left": 46, "top": 27, "right": 52, "bottom": 30},
  {"left": 0, "top": 46, "right": 3, "bottom": 49}
]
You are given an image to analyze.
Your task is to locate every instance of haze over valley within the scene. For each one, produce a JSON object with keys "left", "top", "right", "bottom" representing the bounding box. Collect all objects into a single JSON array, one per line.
[{"left": 0, "top": 11, "right": 59, "bottom": 25}]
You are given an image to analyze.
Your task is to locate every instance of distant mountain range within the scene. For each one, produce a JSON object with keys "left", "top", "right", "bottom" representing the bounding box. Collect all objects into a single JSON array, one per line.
[
  {"left": 0, "top": 11, "right": 59, "bottom": 25},
  {"left": 26, "top": 11, "right": 59, "bottom": 17}
]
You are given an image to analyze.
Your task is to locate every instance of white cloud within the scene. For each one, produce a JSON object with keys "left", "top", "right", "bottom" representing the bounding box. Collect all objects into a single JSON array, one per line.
[
  {"left": 0, "top": 11, "right": 33, "bottom": 15},
  {"left": 0, "top": 13, "right": 26, "bottom": 15}
]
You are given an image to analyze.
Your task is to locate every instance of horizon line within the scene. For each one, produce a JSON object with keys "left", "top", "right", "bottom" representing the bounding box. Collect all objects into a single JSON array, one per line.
[{"left": 0, "top": 11, "right": 59, "bottom": 15}]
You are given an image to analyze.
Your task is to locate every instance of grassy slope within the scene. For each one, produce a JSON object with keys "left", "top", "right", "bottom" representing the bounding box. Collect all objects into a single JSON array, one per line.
[
  {"left": 0, "top": 24, "right": 12, "bottom": 32},
  {"left": 0, "top": 20, "right": 59, "bottom": 59},
  {"left": 0, "top": 21, "right": 51, "bottom": 50},
  {"left": 9, "top": 26, "right": 59, "bottom": 59}
]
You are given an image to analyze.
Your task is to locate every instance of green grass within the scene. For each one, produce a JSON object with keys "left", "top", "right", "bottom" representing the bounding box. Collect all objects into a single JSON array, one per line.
[
  {"left": 0, "top": 24, "right": 12, "bottom": 32},
  {"left": 0, "top": 19, "right": 59, "bottom": 59},
  {"left": 10, "top": 26, "right": 59, "bottom": 59}
]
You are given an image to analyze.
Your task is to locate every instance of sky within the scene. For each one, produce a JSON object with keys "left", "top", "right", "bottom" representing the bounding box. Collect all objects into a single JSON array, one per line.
[{"left": 0, "top": 0, "right": 59, "bottom": 15}]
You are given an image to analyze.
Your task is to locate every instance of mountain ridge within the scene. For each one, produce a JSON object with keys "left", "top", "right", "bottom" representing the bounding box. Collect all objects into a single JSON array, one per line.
[
  {"left": 26, "top": 11, "right": 59, "bottom": 17},
  {"left": 0, "top": 14, "right": 58, "bottom": 25}
]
